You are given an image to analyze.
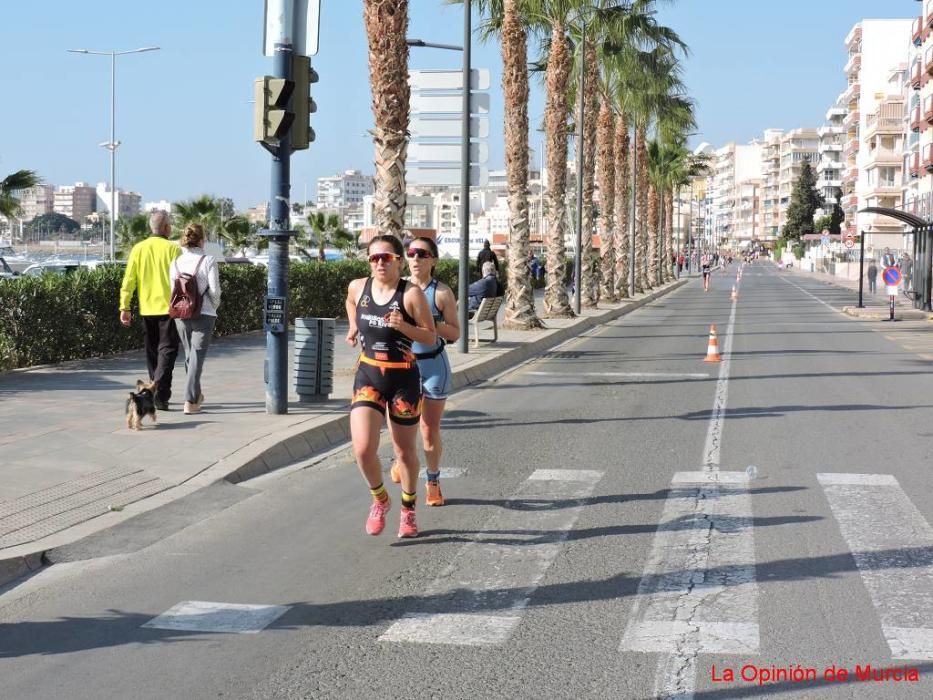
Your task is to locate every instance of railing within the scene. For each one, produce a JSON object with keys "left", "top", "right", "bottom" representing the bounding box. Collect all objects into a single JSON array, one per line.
[
  {"left": 912, "top": 60, "right": 923, "bottom": 88},
  {"left": 909, "top": 152, "right": 920, "bottom": 176},
  {"left": 913, "top": 16, "right": 923, "bottom": 45},
  {"left": 928, "top": 1, "right": 933, "bottom": 27},
  {"left": 924, "top": 143, "right": 933, "bottom": 169},
  {"left": 911, "top": 106, "right": 923, "bottom": 131}
]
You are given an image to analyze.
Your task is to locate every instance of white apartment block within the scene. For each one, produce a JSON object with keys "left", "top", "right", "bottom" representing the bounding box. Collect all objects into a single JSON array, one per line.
[
  {"left": 708, "top": 141, "right": 763, "bottom": 249},
  {"left": 95, "top": 183, "right": 141, "bottom": 221},
  {"left": 907, "top": 5, "right": 933, "bottom": 232},
  {"left": 817, "top": 102, "right": 846, "bottom": 212},
  {"left": 53, "top": 182, "right": 96, "bottom": 223},
  {"left": 143, "top": 200, "right": 173, "bottom": 214},
  {"left": 842, "top": 19, "right": 912, "bottom": 243},
  {"left": 759, "top": 129, "right": 783, "bottom": 240},
  {"left": 778, "top": 128, "right": 820, "bottom": 233},
  {"left": 316, "top": 170, "right": 374, "bottom": 208}
]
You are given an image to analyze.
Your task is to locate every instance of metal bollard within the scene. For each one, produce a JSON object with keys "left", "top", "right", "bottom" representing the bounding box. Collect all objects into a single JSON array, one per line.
[{"left": 294, "top": 318, "right": 335, "bottom": 402}]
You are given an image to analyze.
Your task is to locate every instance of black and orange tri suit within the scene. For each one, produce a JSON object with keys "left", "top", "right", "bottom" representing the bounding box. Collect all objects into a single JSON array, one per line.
[{"left": 351, "top": 277, "right": 423, "bottom": 425}]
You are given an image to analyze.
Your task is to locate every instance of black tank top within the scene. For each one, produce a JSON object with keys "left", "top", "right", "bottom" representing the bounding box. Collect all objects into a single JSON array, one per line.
[{"left": 356, "top": 277, "right": 417, "bottom": 364}]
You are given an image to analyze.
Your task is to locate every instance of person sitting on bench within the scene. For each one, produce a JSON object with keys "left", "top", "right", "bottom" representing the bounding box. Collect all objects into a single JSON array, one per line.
[{"left": 468, "top": 262, "right": 502, "bottom": 315}]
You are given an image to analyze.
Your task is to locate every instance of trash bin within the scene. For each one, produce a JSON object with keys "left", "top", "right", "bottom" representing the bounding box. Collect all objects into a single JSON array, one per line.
[{"left": 294, "top": 318, "right": 335, "bottom": 402}]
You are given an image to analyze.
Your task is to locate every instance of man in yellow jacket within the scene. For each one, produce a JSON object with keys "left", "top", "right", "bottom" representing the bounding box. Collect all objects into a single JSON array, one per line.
[{"left": 119, "top": 210, "right": 181, "bottom": 410}]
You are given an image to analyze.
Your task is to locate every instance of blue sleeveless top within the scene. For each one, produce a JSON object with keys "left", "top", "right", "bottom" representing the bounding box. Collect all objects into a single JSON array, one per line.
[{"left": 411, "top": 278, "right": 444, "bottom": 355}]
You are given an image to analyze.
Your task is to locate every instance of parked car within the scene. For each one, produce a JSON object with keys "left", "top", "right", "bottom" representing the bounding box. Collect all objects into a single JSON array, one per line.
[{"left": 0, "top": 256, "right": 18, "bottom": 279}]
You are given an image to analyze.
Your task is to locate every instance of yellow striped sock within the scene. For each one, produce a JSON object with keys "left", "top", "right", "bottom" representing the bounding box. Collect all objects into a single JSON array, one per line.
[
  {"left": 401, "top": 490, "right": 416, "bottom": 510},
  {"left": 370, "top": 483, "right": 389, "bottom": 503}
]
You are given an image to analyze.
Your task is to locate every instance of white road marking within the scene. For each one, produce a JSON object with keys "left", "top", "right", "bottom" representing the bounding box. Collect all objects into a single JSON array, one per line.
[
  {"left": 623, "top": 295, "right": 758, "bottom": 700},
  {"left": 778, "top": 274, "right": 846, "bottom": 316},
  {"left": 818, "top": 473, "right": 933, "bottom": 660},
  {"left": 142, "top": 601, "right": 290, "bottom": 634},
  {"left": 525, "top": 371, "right": 710, "bottom": 379},
  {"left": 380, "top": 468, "right": 604, "bottom": 645}
]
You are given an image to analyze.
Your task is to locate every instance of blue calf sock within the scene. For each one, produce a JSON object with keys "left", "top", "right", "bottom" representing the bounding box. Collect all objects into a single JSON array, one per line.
[{"left": 426, "top": 470, "right": 440, "bottom": 483}]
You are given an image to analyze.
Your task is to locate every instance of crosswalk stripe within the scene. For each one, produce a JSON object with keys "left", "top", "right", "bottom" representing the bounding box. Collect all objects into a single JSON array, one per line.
[
  {"left": 818, "top": 473, "right": 933, "bottom": 660},
  {"left": 379, "top": 468, "right": 604, "bottom": 646}
]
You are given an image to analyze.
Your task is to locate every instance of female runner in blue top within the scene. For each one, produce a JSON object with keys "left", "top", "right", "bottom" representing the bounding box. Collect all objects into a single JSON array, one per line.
[{"left": 389, "top": 237, "right": 460, "bottom": 506}]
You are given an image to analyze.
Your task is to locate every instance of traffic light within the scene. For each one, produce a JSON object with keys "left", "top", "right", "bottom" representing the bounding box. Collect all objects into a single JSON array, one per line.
[
  {"left": 291, "top": 55, "right": 318, "bottom": 150},
  {"left": 253, "top": 76, "right": 295, "bottom": 144}
]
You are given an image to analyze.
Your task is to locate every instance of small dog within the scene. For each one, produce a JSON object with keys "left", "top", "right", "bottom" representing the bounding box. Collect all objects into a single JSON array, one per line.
[{"left": 126, "top": 380, "right": 158, "bottom": 430}]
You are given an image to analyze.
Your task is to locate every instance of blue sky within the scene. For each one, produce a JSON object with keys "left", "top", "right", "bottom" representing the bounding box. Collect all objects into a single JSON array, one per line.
[{"left": 0, "top": 1, "right": 919, "bottom": 210}]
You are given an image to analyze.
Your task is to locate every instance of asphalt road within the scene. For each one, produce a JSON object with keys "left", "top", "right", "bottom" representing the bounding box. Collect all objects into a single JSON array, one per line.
[{"left": 3, "top": 262, "right": 933, "bottom": 699}]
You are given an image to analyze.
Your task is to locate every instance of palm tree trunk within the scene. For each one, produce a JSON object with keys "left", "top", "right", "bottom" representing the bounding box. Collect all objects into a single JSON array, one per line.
[
  {"left": 364, "top": 0, "right": 409, "bottom": 240},
  {"left": 580, "top": 40, "right": 599, "bottom": 309},
  {"left": 612, "top": 114, "right": 630, "bottom": 299},
  {"left": 664, "top": 188, "right": 675, "bottom": 281},
  {"left": 543, "top": 22, "right": 573, "bottom": 318},
  {"left": 648, "top": 183, "right": 659, "bottom": 286},
  {"left": 596, "top": 103, "right": 616, "bottom": 303},
  {"left": 636, "top": 124, "right": 650, "bottom": 290},
  {"left": 501, "top": 0, "right": 543, "bottom": 329}
]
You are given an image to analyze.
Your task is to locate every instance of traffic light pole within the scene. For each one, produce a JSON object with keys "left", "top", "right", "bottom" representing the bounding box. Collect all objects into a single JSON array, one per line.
[{"left": 264, "top": 41, "right": 295, "bottom": 415}]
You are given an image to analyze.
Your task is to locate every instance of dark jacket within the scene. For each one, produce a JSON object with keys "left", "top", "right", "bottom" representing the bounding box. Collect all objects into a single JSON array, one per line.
[
  {"left": 477, "top": 247, "right": 499, "bottom": 272},
  {"left": 468, "top": 274, "right": 499, "bottom": 311}
]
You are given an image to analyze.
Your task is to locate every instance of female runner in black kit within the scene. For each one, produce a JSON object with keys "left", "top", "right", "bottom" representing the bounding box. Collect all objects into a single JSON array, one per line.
[{"left": 345, "top": 235, "right": 437, "bottom": 538}]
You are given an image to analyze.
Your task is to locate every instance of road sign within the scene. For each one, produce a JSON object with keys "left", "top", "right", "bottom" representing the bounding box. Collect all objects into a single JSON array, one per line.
[
  {"left": 411, "top": 92, "right": 490, "bottom": 114},
  {"left": 408, "top": 165, "right": 489, "bottom": 187},
  {"left": 882, "top": 265, "right": 901, "bottom": 287},
  {"left": 409, "top": 69, "right": 491, "bottom": 91},
  {"left": 410, "top": 116, "right": 489, "bottom": 139},
  {"left": 264, "top": 0, "right": 321, "bottom": 57},
  {"left": 410, "top": 142, "right": 488, "bottom": 164},
  {"left": 844, "top": 237, "right": 855, "bottom": 249}
]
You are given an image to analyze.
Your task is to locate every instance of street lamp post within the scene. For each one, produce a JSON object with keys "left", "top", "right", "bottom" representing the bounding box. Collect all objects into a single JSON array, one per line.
[
  {"left": 67, "top": 46, "right": 159, "bottom": 261},
  {"left": 407, "top": 0, "right": 472, "bottom": 353}
]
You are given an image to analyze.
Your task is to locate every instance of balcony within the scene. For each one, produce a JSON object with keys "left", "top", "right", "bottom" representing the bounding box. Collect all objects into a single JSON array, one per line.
[
  {"left": 928, "top": 0, "right": 933, "bottom": 27},
  {"left": 926, "top": 95, "right": 933, "bottom": 122},
  {"left": 910, "top": 151, "right": 921, "bottom": 177},
  {"left": 911, "top": 106, "right": 923, "bottom": 131},
  {"left": 866, "top": 179, "right": 902, "bottom": 197},
  {"left": 912, "top": 60, "right": 924, "bottom": 89},
  {"left": 844, "top": 51, "right": 861, "bottom": 75},
  {"left": 844, "top": 110, "right": 860, "bottom": 127},
  {"left": 846, "top": 23, "right": 862, "bottom": 49},
  {"left": 925, "top": 144, "right": 933, "bottom": 170},
  {"left": 864, "top": 113, "right": 904, "bottom": 140},
  {"left": 865, "top": 148, "right": 903, "bottom": 167},
  {"left": 817, "top": 178, "right": 844, "bottom": 190},
  {"left": 914, "top": 16, "right": 923, "bottom": 46},
  {"left": 844, "top": 138, "right": 860, "bottom": 157},
  {"left": 844, "top": 81, "right": 860, "bottom": 103}
]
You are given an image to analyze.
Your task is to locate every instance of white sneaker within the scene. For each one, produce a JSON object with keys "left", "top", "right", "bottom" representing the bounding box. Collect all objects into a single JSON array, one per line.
[{"left": 183, "top": 401, "right": 201, "bottom": 415}]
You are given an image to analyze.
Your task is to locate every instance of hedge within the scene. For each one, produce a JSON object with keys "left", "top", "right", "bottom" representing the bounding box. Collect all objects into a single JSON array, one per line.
[{"left": 0, "top": 258, "right": 484, "bottom": 371}]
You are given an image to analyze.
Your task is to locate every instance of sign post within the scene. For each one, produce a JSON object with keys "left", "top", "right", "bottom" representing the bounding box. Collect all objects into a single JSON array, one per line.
[
  {"left": 882, "top": 265, "right": 901, "bottom": 321},
  {"left": 857, "top": 231, "right": 865, "bottom": 308}
]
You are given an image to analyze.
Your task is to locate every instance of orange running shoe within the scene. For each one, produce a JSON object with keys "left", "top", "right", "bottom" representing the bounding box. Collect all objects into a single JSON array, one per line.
[
  {"left": 389, "top": 461, "right": 401, "bottom": 484},
  {"left": 365, "top": 497, "right": 391, "bottom": 536},
  {"left": 425, "top": 480, "right": 444, "bottom": 506},
  {"left": 398, "top": 508, "right": 418, "bottom": 538}
]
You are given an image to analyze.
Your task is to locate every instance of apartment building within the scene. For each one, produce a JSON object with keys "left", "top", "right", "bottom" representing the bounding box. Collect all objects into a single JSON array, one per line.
[
  {"left": 778, "top": 128, "right": 820, "bottom": 231},
  {"left": 842, "top": 19, "right": 912, "bottom": 243},
  {"left": 316, "top": 170, "right": 374, "bottom": 208},
  {"left": 15, "top": 185, "right": 54, "bottom": 223},
  {"left": 53, "top": 182, "right": 96, "bottom": 223},
  {"left": 708, "top": 141, "right": 763, "bottom": 249},
  {"left": 95, "top": 183, "right": 142, "bottom": 220},
  {"left": 817, "top": 102, "right": 846, "bottom": 212},
  {"left": 907, "top": 5, "right": 933, "bottom": 227},
  {"left": 759, "top": 129, "right": 784, "bottom": 240}
]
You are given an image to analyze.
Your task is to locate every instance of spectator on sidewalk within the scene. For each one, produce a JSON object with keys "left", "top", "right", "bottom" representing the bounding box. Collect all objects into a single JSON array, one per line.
[
  {"left": 476, "top": 240, "right": 499, "bottom": 275},
  {"left": 866, "top": 259, "right": 878, "bottom": 295},
  {"left": 528, "top": 251, "right": 540, "bottom": 280},
  {"left": 170, "top": 223, "right": 221, "bottom": 415},
  {"left": 881, "top": 247, "right": 897, "bottom": 268},
  {"left": 119, "top": 210, "right": 181, "bottom": 410},
  {"left": 468, "top": 261, "right": 502, "bottom": 313},
  {"left": 900, "top": 253, "right": 913, "bottom": 295}
]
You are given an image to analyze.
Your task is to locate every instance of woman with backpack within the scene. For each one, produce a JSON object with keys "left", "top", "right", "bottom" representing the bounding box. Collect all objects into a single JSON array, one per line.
[{"left": 169, "top": 223, "right": 221, "bottom": 415}]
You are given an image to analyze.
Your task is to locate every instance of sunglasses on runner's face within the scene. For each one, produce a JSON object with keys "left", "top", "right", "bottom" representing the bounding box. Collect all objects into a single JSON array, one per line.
[
  {"left": 368, "top": 253, "right": 400, "bottom": 264},
  {"left": 406, "top": 248, "right": 433, "bottom": 259}
]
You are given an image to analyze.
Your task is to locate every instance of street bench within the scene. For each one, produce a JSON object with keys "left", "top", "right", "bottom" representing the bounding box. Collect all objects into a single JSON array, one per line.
[{"left": 469, "top": 296, "right": 503, "bottom": 347}]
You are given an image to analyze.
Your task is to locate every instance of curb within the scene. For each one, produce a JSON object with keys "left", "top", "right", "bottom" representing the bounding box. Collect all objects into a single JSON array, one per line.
[
  {"left": 842, "top": 306, "right": 931, "bottom": 321},
  {"left": 0, "top": 279, "right": 686, "bottom": 589}
]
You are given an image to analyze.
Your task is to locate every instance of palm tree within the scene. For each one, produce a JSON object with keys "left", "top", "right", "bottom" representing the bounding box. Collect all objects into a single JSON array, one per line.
[
  {"left": 218, "top": 215, "right": 254, "bottom": 256},
  {"left": 173, "top": 195, "right": 221, "bottom": 239},
  {"left": 596, "top": 98, "right": 616, "bottom": 302},
  {"left": 575, "top": 37, "right": 600, "bottom": 308},
  {"left": 364, "top": 0, "right": 410, "bottom": 240},
  {"left": 0, "top": 169, "right": 40, "bottom": 223},
  {"left": 307, "top": 212, "right": 355, "bottom": 260},
  {"left": 116, "top": 212, "right": 151, "bottom": 255},
  {"left": 471, "top": 0, "right": 545, "bottom": 329}
]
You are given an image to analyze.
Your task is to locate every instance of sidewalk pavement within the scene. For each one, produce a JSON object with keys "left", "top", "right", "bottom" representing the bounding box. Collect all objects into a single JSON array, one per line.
[
  {"left": 0, "top": 280, "right": 686, "bottom": 585},
  {"left": 779, "top": 262, "right": 932, "bottom": 320}
]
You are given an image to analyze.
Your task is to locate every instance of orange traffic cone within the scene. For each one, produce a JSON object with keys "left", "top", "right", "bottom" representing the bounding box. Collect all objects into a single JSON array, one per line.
[
  {"left": 704, "top": 324, "right": 722, "bottom": 362},
  {"left": 731, "top": 285, "right": 737, "bottom": 301}
]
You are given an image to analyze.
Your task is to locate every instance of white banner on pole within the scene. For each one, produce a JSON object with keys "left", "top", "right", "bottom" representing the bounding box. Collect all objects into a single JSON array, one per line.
[
  {"left": 264, "top": 0, "right": 320, "bottom": 56},
  {"left": 409, "top": 69, "right": 491, "bottom": 91},
  {"left": 410, "top": 142, "right": 487, "bottom": 164},
  {"left": 410, "top": 116, "right": 489, "bottom": 139},
  {"left": 411, "top": 93, "right": 490, "bottom": 115}
]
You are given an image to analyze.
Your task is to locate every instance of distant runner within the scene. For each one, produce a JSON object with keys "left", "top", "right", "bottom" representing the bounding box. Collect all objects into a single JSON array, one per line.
[{"left": 701, "top": 253, "right": 712, "bottom": 291}]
